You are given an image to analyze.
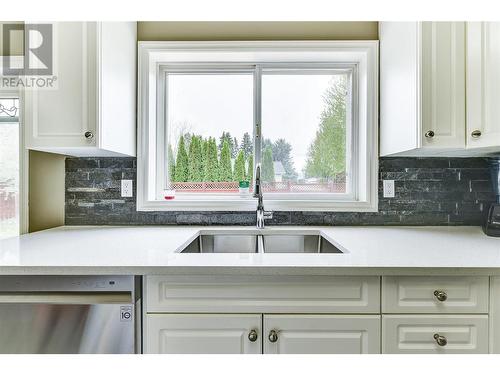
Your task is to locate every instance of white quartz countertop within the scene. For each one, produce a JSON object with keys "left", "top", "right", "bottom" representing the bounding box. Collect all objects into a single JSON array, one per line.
[{"left": 0, "top": 225, "right": 499, "bottom": 275}]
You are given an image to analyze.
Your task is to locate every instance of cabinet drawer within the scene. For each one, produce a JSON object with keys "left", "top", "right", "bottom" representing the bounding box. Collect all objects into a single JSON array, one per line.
[
  {"left": 382, "top": 315, "right": 488, "bottom": 354},
  {"left": 382, "top": 276, "right": 488, "bottom": 313},
  {"left": 146, "top": 275, "right": 380, "bottom": 313},
  {"left": 145, "top": 314, "right": 262, "bottom": 354}
]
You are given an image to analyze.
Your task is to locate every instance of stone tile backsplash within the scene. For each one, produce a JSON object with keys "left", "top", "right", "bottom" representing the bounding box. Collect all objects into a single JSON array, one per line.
[{"left": 65, "top": 157, "right": 496, "bottom": 226}]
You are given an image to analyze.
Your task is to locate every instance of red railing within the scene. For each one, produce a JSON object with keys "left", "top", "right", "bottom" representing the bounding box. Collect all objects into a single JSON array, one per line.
[{"left": 169, "top": 181, "right": 346, "bottom": 193}]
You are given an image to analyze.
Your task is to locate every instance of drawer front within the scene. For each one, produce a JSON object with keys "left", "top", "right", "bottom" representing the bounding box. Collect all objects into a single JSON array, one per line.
[
  {"left": 146, "top": 275, "right": 380, "bottom": 313},
  {"left": 382, "top": 315, "right": 489, "bottom": 354},
  {"left": 382, "top": 276, "right": 489, "bottom": 313}
]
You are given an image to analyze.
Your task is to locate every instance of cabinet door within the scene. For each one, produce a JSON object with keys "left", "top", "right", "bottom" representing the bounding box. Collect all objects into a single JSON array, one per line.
[
  {"left": 25, "top": 22, "right": 97, "bottom": 150},
  {"left": 263, "top": 315, "right": 380, "bottom": 354},
  {"left": 421, "top": 22, "right": 466, "bottom": 149},
  {"left": 466, "top": 22, "right": 500, "bottom": 149},
  {"left": 145, "top": 314, "right": 262, "bottom": 354}
]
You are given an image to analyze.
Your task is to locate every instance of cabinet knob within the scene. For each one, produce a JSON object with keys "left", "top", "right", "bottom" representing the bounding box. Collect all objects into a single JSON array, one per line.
[
  {"left": 433, "top": 334, "right": 448, "bottom": 347},
  {"left": 248, "top": 329, "right": 258, "bottom": 342},
  {"left": 471, "top": 130, "right": 482, "bottom": 138},
  {"left": 424, "top": 130, "right": 435, "bottom": 138},
  {"left": 268, "top": 330, "right": 279, "bottom": 343},
  {"left": 433, "top": 290, "right": 448, "bottom": 302},
  {"left": 84, "top": 131, "right": 94, "bottom": 139}
]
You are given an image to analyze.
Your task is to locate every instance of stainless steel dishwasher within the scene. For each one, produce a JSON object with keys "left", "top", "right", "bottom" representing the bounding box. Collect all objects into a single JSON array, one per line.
[{"left": 0, "top": 275, "right": 140, "bottom": 354}]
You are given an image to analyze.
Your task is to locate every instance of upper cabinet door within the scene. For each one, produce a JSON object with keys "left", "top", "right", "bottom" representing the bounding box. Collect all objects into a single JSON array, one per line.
[
  {"left": 420, "top": 22, "right": 466, "bottom": 149},
  {"left": 25, "top": 22, "right": 136, "bottom": 157},
  {"left": 379, "top": 22, "right": 466, "bottom": 156},
  {"left": 25, "top": 22, "right": 97, "bottom": 149},
  {"left": 467, "top": 22, "right": 500, "bottom": 149}
]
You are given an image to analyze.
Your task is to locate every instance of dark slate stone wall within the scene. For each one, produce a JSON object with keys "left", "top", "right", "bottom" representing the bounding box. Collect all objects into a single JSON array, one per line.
[{"left": 65, "top": 157, "right": 496, "bottom": 226}]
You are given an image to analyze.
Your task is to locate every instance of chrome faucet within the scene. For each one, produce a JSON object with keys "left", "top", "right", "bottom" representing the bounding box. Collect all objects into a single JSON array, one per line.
[{"left": 253, "top": 163, "right": 273, "bottom": 229}]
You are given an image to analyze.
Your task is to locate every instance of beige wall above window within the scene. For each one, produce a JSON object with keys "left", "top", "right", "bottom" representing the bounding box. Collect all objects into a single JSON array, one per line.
[{"left": 138, "top": 22, "right": 378, "bottom": 41}]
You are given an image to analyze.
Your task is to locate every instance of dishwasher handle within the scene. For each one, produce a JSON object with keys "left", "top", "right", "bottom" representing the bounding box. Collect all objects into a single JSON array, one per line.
[{"left": 0, "top": 292, "right": 132, "bottom": 305}]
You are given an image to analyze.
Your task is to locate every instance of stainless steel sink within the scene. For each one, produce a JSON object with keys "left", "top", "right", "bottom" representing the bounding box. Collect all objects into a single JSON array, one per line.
[
  {"left": 181, "top": 233, "right": 343, "bottom": 254},
  {"left": 262, "top": 234, "right": 342, "bottom": 253}
]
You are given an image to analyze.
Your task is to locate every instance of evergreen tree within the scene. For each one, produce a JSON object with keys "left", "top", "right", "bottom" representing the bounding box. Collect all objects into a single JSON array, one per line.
[
  {"left": 219, "top": 131, "right": 235, "bottom": 155},
  {"left": 247, "top": 154, "right": 254, "bottom": 183},
  {"left": 183, "top": 132, "right": 192, "bottom": 150},
  {"left": 188, "top": 136, "right": 203, "bottom": 181},
  {"left": 304, "top": 76, "right": 347, "bottom": 180},
  {"left": 167, "top": 144, "right": 176, "bottom": 182},
  {"left": 218, "top": 139, "right": 233, "bottom": 181},
  {"left": 200, "top": 138, "right": 207, "bottom": 180},
  {"left": 240, "top": 132, "right": 253, "bottom": 157},
  {"left": 204, "top": 137, "right": 219, "bottom": 182},
  {"left": 233, "top": 150, "right": 246, "bottom": 182},
  {"left": 262, "top": 146, "right": 275, "bottom": 183},
  {"left": 232, "top": 137, "right": 239, "bottom": 158},
  {"left": 272, "top": 138, "right": 297, "bottom": 181},
  {"left": 174, "top": 135, "right": 188, "bottom": 182}
]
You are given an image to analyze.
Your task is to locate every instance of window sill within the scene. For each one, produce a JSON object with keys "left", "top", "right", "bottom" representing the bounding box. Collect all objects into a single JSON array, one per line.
[{"left": 136, "top": 197, "right": 378, "bottom": 212}]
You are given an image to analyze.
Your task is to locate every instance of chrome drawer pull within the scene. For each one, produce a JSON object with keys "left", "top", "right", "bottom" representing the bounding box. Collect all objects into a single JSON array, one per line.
[
  {"left": 434, "top": 290, "right": 447, "bottom": 302},
  {"left": 471, "top": 130, "right": 482, "bottom": 138},
  {"left": 268, "top": 330, "right": 278, "bottom": 343},
  {"left": 248, "top": 329, "right": 258, "bottom": 342},
  {"left": 433, "top": 334, "right": 447, "bottom": 347},
  {"left": 424, "top": 130, "right": 435, "bottom": 138}
]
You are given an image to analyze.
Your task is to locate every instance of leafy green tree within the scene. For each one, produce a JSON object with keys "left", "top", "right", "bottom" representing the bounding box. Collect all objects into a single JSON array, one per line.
[
  {"left": 272, "top": 138, "right": 297, "bottom": 181},
  {"left": 218, "top": 139, "right": 233, "bottom": 181},
  {"left": 240, "top": 132, "right": 253, "bottom": 157},
  {"left": 233, "top": 150, "right": 246, "bottom": 182},
  {"left": 167, "top": 144, "right": 175, "bottom": 182},
  {"left": 247, "top": 154, "right": 254, "bottom": 183},
  {"left": 204, "top": 137, "right": 219, "bottom": 182},
  {"left": 262, "top": 146, "right": 275, "bottom": 183},
  {"left": 304, "top": 76, "right": 347, "bottom": 180},
  {"left": 188, "top": 136, "right": 203, "bottom": 181},
  {"left": 174, "top": 135, "right": 189, "bottom": 182}
]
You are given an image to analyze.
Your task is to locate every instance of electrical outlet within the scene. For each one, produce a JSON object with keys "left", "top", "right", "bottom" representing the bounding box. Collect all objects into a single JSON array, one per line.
[
  {"left": 383, "top": 180, "right": 395, "bottom": 198},
  {"left": 121, "top": 180, "right": 133, "bottom": 197}
]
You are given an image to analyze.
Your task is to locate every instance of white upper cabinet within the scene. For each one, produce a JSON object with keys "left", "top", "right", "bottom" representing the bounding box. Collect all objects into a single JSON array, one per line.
[
  {"left": 25, "top": 22, "right": 136, "bottom": 157},
  {"left": 380, "top": 22, "right": 466, "bottom": 156},
  {"left": 380, "top": 21, "right": 500, "bottom": 157},
  {"left": 466, "top": 22, "right": 500, "bottom": 150}
]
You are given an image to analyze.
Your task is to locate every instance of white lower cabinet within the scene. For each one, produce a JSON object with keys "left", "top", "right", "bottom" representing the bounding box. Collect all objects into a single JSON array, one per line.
[
  {"left": 264, "top": 315, "right": 381, "bottom": 354},
  {"left": 382, "top": 315, "right": 489, "bottom": 354},
  {"left": 146, "top": 314, "right": 262, "bottom": 354},
  {"left": 143, "top": 275, "right": 496, "bottom": 354}
]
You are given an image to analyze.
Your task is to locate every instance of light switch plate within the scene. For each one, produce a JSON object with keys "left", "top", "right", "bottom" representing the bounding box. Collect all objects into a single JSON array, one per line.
[
  {"left": 121, "top": 180, "right": 133, "bottom": 197},
  {"left": 383, "top": 180, "right": 395, "bottom": 198}
]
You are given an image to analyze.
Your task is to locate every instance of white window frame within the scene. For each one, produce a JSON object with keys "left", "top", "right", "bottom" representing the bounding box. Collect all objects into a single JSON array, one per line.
[{"left": 137, "top": 41, "right": 378, "bottom": 212}]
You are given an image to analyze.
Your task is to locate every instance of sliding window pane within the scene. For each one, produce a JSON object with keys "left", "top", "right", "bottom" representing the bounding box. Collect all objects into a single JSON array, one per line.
[
  {"left": 261, "top": 71, "right": 351, "bottom": 195},
  {"left": 166, "top": 73, "right": 254, "bottom": 195}
]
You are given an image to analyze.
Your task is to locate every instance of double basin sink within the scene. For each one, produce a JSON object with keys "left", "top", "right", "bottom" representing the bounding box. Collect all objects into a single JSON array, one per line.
[{"left": 181, "top": 231, "right": 344, "bottom": 254}]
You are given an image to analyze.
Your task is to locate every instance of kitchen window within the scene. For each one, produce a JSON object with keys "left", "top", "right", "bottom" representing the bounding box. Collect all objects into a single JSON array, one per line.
[
  {"left": 0, "top": 96, "right": 25, "bottom": 238},
  {"left": 137, "top": 41, "right": 378, "bottom": 211}
]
